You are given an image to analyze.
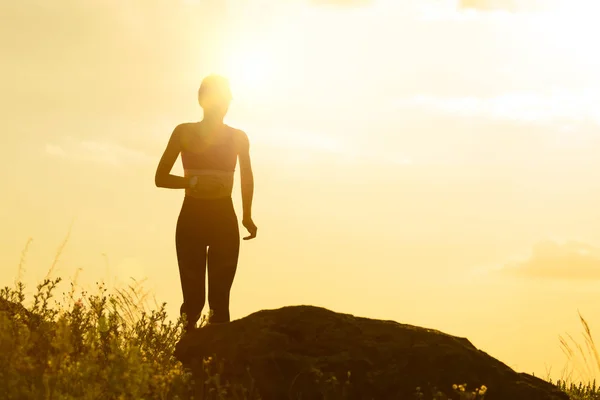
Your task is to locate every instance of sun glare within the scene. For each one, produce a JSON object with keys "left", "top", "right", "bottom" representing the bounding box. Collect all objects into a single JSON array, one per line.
[{"left": 221, "top": 45, "right": 278, "bottom": 102}]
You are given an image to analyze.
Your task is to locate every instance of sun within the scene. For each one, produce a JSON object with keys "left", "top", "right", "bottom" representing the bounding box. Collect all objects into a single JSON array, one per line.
[{"left": 220, "top": 44, "right": 278, "bottom": 103}]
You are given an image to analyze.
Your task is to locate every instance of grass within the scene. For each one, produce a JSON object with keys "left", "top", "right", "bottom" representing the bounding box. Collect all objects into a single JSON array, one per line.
[
  {"left": 0, "top": 276, "right": 195, "bottom": 399},
  {"left": 0, "top": 237, "right": 199, "bottom": 400},
  {"left": 1, "top": 238, "right": 599, "bottom": 399},
  {"left": 551, "top": 310, "right": 600, "bottom": 400}
]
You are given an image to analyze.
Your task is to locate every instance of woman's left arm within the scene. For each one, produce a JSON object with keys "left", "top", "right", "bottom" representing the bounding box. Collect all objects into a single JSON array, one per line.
[{"left": 237, "top": 129, "right": 257, "bottom": 240}]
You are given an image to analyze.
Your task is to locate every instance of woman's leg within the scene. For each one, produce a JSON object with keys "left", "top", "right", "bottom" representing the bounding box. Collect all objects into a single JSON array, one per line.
[
  {"left": 206, "top": 201, "right": 240, "bottom": 323},
  {"left": 176, "top": 200, "right": 208, "bottom": 330}
]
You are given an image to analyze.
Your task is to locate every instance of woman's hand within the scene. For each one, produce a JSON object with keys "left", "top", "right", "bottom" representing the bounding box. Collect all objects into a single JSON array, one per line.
[
  {"left": 188, "top": 176, "right": 199, "bottom": 190},
  {"left": 242, "top": 217, "right": 257, "bottom": 240}
]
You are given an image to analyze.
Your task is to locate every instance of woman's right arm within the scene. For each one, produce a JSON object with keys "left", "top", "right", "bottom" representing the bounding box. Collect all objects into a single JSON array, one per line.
[{"left": 155, "top": 125, "right": 192, "bottom": 189}]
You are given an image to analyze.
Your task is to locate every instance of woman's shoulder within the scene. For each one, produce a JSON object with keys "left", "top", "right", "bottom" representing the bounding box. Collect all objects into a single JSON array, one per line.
[
  {"left": 224, "top": 125, "right": 249, "bottom": 152},
  {"left": 173, "top": 122, "right": 199, "bottom": 150},
  {"left": 170, "top": 122, "right": 197, "bottom": 139},
  {"left": 223, "top": 123, "right": 243, "bottom": 133},
  {"left": 175, "top": 122, "right": 198, "bottom": 132},
  {"left": 224, "top": 124, "right": 248, "bottom": 139}
]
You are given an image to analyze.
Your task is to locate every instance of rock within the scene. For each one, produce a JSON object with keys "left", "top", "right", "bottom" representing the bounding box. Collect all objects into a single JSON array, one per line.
[{"left": 174, "top": 305, "right": 569, "bottom": 400}]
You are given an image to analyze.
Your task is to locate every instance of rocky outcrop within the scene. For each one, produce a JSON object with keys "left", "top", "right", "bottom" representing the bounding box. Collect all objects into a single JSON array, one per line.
[{"left": 175, "top": 306, "right": 569, "bottom": 400}]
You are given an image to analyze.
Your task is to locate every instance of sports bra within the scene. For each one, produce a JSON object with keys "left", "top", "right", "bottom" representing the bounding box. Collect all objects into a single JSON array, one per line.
[
  {"left": 180, "top": 123, "right": 238, "bottom": 199},
  {"left": 180, "top": 124, "right": 237, "bottom": 172}
]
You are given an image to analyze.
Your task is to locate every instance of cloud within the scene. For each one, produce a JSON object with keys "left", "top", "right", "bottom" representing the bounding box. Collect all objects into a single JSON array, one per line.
[
  {"left": 392, "top": 90, "right": 600, "bottom": 125},
  {"left": 458, "top": 0, "right": 517, "bottom": 12},
  {"left": 45, "top": 138, "right": 153, "bottom": 167},
  {"left": 308, "top": 0, "right": 372, "bottom": 7},
  {"left": 455, "top": 0, "right": 588, "bottom": 13},
  {"left": 502, "top": 240, "right": 600, "bottom": 280}
]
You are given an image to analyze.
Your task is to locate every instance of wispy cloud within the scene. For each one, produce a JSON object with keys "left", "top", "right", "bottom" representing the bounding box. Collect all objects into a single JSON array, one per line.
[
  {"left": 392, "top": 90, "right": 600, "bottom": 125},
  {"left": 457, "top": 0, "right": 517, "bottom": 12},
  {"left": 45, "top": 138, "right": 153, "bottom": 167},
  {"left": 502, "top": 240, "right": 600, "bottom": 280},
  {"left": 309, "top": 0, "right": 373, "bottom": 7}
]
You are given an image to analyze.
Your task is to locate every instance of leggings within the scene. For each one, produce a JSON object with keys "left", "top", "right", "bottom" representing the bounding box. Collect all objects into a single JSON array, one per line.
[{"left": 175, "top": 196, "right": 240, "bottom": 328}]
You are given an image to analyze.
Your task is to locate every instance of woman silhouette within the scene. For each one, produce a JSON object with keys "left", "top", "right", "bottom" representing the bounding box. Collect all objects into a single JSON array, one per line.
[{"left": 155, "top": 74, "right": 257, "bottom": 331}]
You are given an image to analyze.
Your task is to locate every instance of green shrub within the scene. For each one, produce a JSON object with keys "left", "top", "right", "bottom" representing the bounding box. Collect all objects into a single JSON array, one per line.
[{"left": 0, "top": 276, "right": 194, "bottom": 400}]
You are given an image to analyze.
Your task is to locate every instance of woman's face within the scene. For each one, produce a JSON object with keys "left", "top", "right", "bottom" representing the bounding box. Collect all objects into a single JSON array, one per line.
[{"left": 199, "top": 95, "right": 231, "bottom": 119}]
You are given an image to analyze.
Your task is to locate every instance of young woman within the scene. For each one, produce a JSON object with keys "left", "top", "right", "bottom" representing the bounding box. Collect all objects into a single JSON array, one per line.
[{"left": 155, "top": 74, "right": 257, "bottom": 331}]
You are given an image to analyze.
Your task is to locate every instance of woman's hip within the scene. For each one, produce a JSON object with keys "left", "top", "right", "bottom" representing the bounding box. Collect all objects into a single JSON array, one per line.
[{"left": 176, "top": 197, "right": 239, "bottom": 239}]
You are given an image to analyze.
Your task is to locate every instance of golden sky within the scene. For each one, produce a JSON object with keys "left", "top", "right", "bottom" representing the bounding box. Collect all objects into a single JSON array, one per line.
[{"left": 2, "top": 0, "right": 600, "bottom": 381}]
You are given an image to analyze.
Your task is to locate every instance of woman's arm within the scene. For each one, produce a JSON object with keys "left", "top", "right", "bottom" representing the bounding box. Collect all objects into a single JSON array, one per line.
[
  {"left": 155, "top": 125, "right": 191, "bottom": 189},
  {"left": 238, "top": 130, "right": 254, "bottom": 218},
  {"left": 237, "top": 130, "right": 257, "bottom": 239}
]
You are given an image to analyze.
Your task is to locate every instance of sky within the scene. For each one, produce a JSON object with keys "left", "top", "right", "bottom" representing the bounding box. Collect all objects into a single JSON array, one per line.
[{"left": 2, "top": 0, "right": 600, "bottom": 382}]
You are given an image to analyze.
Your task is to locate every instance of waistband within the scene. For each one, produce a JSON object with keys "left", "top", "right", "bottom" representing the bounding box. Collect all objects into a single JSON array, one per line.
[
  {"left": 182, "top": 195, "right": 235, "bottom": 211},
  {"left": 183, "top": 195, "right": 233, "bottom": 203},
  {"left": 184, "top": 169, "right": 234, "bottom": 199},
  {"left": 184, "top": 169, "right": 234, "bottom": 177}
]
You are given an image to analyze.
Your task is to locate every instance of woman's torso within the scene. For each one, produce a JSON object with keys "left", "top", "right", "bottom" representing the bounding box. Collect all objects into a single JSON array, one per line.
[{"left": 180, "top": 122, "right": 238, "bottom": 200}]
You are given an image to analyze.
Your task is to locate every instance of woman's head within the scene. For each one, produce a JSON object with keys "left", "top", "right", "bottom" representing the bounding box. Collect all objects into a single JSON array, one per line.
[{"left": 198, "top": 74, "right": 232, "bottom": 120}]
